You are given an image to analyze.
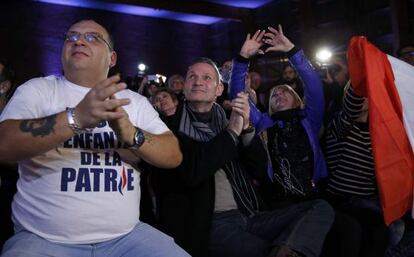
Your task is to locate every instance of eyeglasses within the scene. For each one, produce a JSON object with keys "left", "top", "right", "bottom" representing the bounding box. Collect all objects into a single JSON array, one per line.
[{"left": 64, "top": 32, "right": 113, "bottom": 50}]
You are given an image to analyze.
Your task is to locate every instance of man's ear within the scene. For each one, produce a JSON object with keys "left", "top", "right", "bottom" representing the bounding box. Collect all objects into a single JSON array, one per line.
[
  {"left": 215, "top": 82, "right": 224, "bottom": 97},
  {"left": 109, "top": 51, "right": 117, "bottom": 68}
]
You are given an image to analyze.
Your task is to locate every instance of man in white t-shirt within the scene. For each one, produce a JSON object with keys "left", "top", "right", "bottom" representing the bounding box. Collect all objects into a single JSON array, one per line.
[{"left": 0, "top": 19, "right": 188, "bottom": 257}]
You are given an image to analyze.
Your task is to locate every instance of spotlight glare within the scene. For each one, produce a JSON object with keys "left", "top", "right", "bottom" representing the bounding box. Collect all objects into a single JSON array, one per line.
[
  {"left": 154, "top": 74, "right": 167, "bottom": 83},
  {"left": 159, "top": 75, "right": 167, "bottom": 83},
  {"left": 315, "top": 48, "right": 332, "bottom": 62},
  {"left": 138, "top": 63, "right": 146, "bottom": 72}
]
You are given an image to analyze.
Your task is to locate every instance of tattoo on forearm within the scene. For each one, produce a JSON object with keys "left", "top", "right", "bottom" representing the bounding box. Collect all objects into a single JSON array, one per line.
[
  {"left": 143, "top": 131, "right": 153, "bottom": 145},
  {"left": 20, "top": 115, "right": 57, "bottom": 137}
]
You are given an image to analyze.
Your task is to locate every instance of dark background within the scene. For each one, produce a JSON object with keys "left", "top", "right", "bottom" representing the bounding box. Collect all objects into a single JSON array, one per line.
[{"left": 0, "top": 0, "right": 413, "bottom": 87}]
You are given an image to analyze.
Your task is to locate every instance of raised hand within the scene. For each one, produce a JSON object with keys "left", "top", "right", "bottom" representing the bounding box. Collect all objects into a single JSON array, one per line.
[
  {"left": 227, "top": 92, "right": 250, "bottom": 136},
  {"left": 75, "top": 74, "right": 130, "bottom": 129},
  {"left": 322, "top": 68, "right": 334, "bottom": 84},
  {"left": 240, "top": 30, "right": 266, "bottom": 59},
  {"left": 264, "top": 25, "right": 295, "bottom": 53},
  {"left": 137, "top": 75, "right": 148, "bottom": 95}
]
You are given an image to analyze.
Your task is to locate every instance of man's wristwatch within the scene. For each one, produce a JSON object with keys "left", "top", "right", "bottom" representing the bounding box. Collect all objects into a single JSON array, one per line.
[
  {"left": 128, "top": 127, "right": 145, "bottom": 149},
  {"left": 241, "top": 124, "right": 255, "bottom": 135}
]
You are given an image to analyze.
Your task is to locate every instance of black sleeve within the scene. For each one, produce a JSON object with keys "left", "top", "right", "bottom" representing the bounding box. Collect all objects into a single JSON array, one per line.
[
  {"left": 176, "top": 130, "right": 239, "bottom": 187},
  {"left": 239, "top": 135, "right": 268, "bottom": 181}
]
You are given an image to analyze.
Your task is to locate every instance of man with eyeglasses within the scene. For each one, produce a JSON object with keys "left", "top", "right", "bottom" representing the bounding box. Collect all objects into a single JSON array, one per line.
[
  {"left": 0, "top": 19, "right": 188, "bottom": 257},
  {"left": 397, "top": 44, "right": 414, "bottom": 66}
]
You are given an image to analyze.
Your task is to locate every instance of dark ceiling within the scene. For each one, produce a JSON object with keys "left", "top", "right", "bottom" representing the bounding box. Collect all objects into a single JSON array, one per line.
[
  {"left": 34, "top": 0, "right": 273, "bottom": 24},
  {"left": 33, "top": 0, "right": 414, "bottom": 55},
  {"left": 2, "top": 0, "right": 412, "bottom": 84},
  {"left": 195, "top": 0, "right": 274, "bottom": 8}
]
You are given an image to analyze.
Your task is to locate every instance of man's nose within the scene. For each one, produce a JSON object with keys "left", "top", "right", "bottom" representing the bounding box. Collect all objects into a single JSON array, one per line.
[
  {"left": 74, "top": 36, "right": 87, "bottom": 46},
  {"left": 193, "top": 77, "right": 203, "bottom": 86}
]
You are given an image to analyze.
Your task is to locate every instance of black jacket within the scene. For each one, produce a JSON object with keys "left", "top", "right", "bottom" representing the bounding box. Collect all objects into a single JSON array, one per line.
[{"left": 152, "top": 103, "right": 267, "bottom": 257}]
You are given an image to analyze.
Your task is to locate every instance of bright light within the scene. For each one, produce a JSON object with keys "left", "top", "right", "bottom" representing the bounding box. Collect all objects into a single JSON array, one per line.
[
  {"left": 138, "top": 63, "right": 147, "bottom": 72},
  {"left": 315, "top": 48, "right": 332, "bottom": 63},
  {"left": 156, "top": 74, "right": 167, "bottom": 83}
]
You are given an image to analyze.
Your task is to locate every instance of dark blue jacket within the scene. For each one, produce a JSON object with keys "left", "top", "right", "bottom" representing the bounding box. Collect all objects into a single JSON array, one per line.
[{"left": 229, "top": 48, "right": 327, "bottom": 184}]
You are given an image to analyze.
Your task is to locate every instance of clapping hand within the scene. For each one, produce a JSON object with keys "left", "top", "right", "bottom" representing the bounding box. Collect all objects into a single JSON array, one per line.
[
  {"left": 227, "top": 92, "right": 250, "bottom": 136},
  {"left": 75, "top": 74, "right": 130, "bottom": 129}
]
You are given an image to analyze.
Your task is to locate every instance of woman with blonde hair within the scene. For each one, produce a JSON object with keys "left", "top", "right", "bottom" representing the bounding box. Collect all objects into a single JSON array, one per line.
[
  {"left": 267, "top": 84, "right": 304, "bottom": 115},
  {"left": 229, "top": 25, "right": 364, "bottom": 257},
  {"left": 230, "top": 25, "right": 327, "bottom": 203}
]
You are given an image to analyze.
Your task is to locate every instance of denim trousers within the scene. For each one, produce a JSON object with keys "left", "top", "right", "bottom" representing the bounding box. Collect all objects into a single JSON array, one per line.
[
  {"left": 1, "top": 222, "right": 190, "bottom": 257},
  {"left": 342, "top": 195, "right": 405, "bottom": 248},
  {"left": 209, "top": 199, "right": 334, "bottom": 257}
]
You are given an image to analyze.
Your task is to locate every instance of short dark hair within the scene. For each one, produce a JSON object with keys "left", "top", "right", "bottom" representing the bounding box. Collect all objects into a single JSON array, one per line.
[
  {"left": 188, "top": 57, "right": 222, "bottom": 83},
  {"left": 331, "top": 52, "right": 347, "bottom": 65},
  {"left": 283, "top": 63, "right": 296, "bottom": 72},
  {"left": 153, "top": 87, "right": 178, "bottom": 103},
  {"left": 167, "top": 74, "right": 184, "bottom": 88},
  {"left": 66, "top": 19, "right": 114, "bottom": 50}
]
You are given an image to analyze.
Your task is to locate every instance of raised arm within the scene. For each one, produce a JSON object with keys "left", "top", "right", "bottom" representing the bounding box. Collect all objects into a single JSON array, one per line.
[
  {"left": 265, "top": 25, "right": 325, "bottom": 132},
  {"left": 229, "top": 30, "right": 265, "bottom": 99},
  {"left": 177, "top": 93, "right": 250, "bottom": 186},
  {"left": 229, "top": 30, "right": 272, "bottom": 132},
  {"left": 0, "top": 75, "right": 129, "bottom": 164},
  {"left": 328, "top": 83, "right": 366, "bottom": 138},
  {"left": 289, "top": 49, "right": 325, "bottom": 131}
]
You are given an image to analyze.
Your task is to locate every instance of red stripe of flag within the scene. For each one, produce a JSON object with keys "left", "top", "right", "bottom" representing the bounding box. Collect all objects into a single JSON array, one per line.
[{"left": 347, "top": 36, "right": 414, "bottom": 225}]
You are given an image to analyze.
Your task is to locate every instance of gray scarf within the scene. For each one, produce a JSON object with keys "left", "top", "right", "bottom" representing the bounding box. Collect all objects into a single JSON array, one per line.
[{"left": 179, "top": 102, "right": 260, "bottom": 217}]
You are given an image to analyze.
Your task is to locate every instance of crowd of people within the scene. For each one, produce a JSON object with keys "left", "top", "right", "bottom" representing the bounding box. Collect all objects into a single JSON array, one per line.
[{"left": 0, "top": 18, "right": 414, "bottom": 257}]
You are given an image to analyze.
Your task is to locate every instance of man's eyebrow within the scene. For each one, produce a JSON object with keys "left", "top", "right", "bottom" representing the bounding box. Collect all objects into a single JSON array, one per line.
[{"left": 67, "top": 30, "right": 102, "bottom": 34}]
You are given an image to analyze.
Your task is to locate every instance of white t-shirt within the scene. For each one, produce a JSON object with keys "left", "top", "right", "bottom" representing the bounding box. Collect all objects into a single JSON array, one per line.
[{"left": 0, "top": 76, "right": 169, "bottom": 244}]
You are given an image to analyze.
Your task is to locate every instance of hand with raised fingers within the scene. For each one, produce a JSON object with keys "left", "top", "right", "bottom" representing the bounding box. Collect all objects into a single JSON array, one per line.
[
  {"left": 227, "top": 92, "right": 250, "bottom": 136},
  {"left": 138, "top": 76, "right": 148, "bottom": 95},
  {"left": 264, "top": 24, "right": 295, "bottom": 53},
  {"left": 74, "top": 74, "right": 131, "bottom": 130},
  {"left": 322, "top": 68, "right": 334, "bottom": 84},
  {"left": 240, "top": 30, "right": 266, "bottom": 59}
]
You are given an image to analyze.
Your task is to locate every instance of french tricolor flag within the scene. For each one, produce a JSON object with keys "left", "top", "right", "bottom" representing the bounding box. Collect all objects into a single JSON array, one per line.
[{"left": 347, "top": 36, "right": 414, "bottom": 225}]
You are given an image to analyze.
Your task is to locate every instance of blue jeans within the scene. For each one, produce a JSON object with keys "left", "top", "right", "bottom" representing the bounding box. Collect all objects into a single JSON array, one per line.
[
  {"left": 342, "top": 195, "right": 405, "bottom": 248},
  {"left": 209, "top": 199, "right": 334, "bottom": 257},
  {"left": 1, "top": 222, "right": 190, "bottom": 257}
]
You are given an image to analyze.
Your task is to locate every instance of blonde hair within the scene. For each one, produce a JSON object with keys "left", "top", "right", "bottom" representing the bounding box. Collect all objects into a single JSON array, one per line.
[
  {"left": 167, "top": 74, "right": 184, "bottom": 88},
  {"left": 268, "top": 84, "right": 304, "bottom": 115}
]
